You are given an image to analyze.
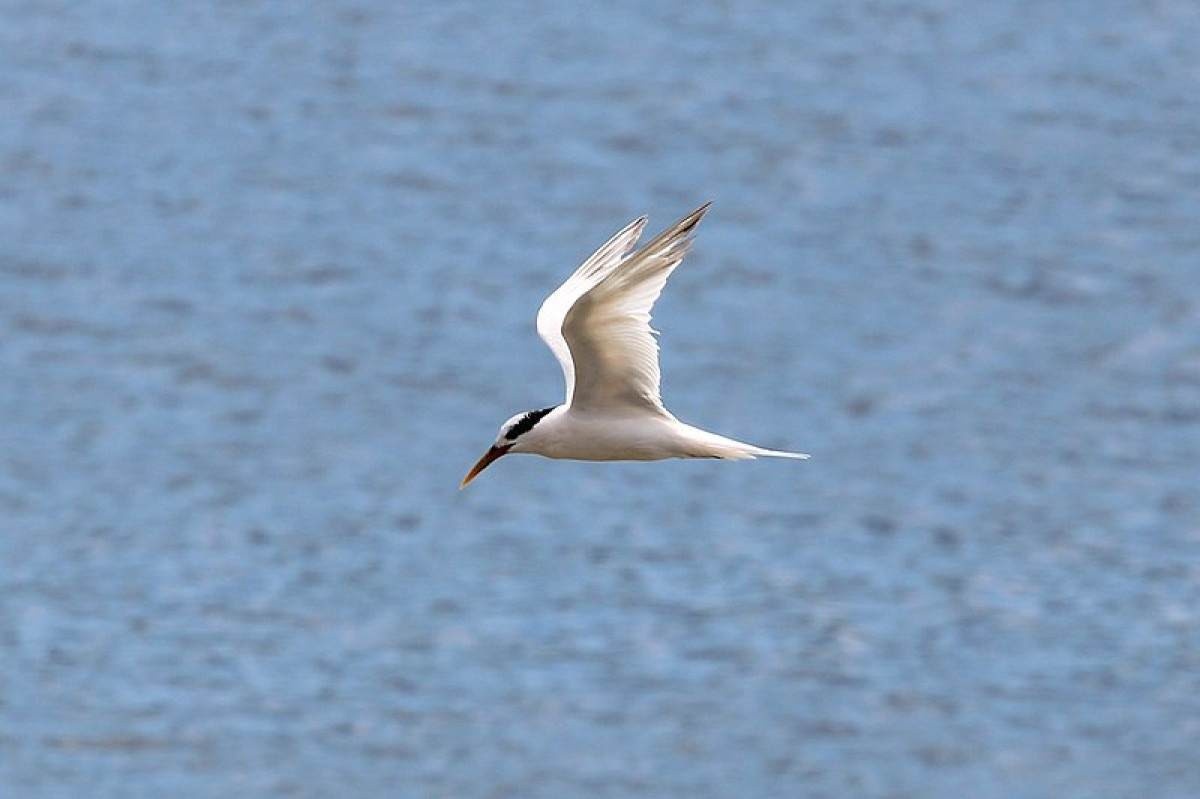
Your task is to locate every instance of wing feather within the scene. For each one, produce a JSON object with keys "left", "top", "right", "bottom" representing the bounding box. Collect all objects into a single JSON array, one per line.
[
  {"left": 537, "top": 203, "right": 711, "bottom": 414},
  {"left": 536, "top": 214, "right": 647, "bottom": 405}
]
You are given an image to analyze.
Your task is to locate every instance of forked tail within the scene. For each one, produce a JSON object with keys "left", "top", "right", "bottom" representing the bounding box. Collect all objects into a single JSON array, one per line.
[
  {"left": 680, "top": 425, "right": 810, "bottom": 461},
  {"left": 749, "top": 447, "right": 810, "bottom": 460}
]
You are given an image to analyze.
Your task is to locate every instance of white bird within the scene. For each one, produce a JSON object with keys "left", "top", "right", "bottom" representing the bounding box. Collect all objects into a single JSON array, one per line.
[{"left": 461, "top": 203, "right": 808, "bottom": 488}]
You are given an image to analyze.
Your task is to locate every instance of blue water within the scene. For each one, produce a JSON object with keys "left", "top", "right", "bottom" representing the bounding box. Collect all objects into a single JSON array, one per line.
[{"left": 2, "top": 2, "right": 1199, "bottom": 797}]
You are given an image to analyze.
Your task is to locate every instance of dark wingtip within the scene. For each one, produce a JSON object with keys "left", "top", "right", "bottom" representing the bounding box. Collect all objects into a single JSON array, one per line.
[{"left": 681, "top": 201, "right": 713, "bottom": 231}]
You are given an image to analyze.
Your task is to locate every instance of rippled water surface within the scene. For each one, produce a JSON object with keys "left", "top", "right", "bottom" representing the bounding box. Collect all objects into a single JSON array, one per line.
[{"left": 2, "top": 2, "right": 1199, "bottom": 797}]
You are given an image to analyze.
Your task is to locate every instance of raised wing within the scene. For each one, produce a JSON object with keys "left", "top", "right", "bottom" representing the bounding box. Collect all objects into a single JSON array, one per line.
[
  {"left": 536, "top": 213, "right": 647, "bottom": 405},
  {"left": 536, "top": 203, "right": 711, "bottom": 414}
]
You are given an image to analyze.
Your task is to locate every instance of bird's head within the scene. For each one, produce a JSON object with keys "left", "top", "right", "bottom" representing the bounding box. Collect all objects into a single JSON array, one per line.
[{"left": 460, "top": 406, "right": 557, "bottom": 489}]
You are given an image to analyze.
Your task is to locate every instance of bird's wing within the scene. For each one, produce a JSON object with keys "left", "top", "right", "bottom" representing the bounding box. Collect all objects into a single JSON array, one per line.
[
  {"left": 536, "top": 203, "right": 711, "bottom": 414},
  {"left": 536, "top": 213, "right": 647, "bottom": 405}
]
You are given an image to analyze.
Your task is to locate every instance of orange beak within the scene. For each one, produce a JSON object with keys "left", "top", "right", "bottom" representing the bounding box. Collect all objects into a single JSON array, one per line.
[{"left": 459, "top": 444, "right": 512, "bottom": 489}]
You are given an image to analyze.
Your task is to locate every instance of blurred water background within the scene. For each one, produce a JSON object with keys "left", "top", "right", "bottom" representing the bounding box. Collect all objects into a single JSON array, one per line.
[{"left": 2, "top": 1, "right": 1199, "bottom": 797}]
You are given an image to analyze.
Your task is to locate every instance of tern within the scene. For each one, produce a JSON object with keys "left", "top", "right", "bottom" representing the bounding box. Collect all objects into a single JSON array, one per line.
[{"left": 461, "top": 203, "right": 808, "bottom": 488}]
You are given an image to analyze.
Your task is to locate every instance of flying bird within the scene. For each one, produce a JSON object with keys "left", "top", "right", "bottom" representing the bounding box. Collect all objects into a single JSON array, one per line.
[{"left": 461, "top": 203, "right": 808, "bottom": 488}]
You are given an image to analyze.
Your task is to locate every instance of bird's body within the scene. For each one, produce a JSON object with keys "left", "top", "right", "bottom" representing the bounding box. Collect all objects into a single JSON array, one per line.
[
  {"left": 515, "top": 406, "right": 800, "bottom": 462},
  {"left": 461, "top": 203, "right": 807, "bottom": 487}
]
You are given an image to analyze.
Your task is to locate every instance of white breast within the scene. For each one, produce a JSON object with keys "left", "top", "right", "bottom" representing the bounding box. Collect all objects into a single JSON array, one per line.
[{"left": 531, "top": 408, "right": 690, "bottom": 461}]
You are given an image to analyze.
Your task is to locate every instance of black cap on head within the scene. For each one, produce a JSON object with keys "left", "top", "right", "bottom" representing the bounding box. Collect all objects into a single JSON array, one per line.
[{"left": 505, "top": 406, "right": 555, "bottom": 440}]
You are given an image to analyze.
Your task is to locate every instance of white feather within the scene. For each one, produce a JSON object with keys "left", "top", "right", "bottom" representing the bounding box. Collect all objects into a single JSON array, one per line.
[{"left": 537, "top": 203, "right": 709, "bottom": 414}]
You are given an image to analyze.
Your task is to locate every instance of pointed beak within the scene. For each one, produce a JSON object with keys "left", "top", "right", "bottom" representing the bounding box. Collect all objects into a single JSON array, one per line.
[{"left": 460, "top": 444, "right": 512, "bottom": 489}]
